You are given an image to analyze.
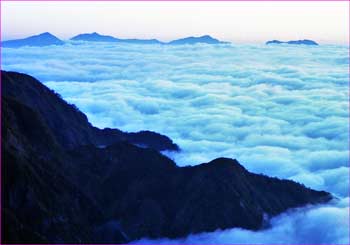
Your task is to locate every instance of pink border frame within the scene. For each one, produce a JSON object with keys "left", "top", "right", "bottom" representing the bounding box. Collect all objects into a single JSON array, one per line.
[
  {"left": 0, "top": 0, "right": 349, "bottom": 245},
  {"left": 0, "top": 0, "right": 348, "bottom": 1},
  {"left": 0, "top": 0, "right": 348, "bottom": 2}
]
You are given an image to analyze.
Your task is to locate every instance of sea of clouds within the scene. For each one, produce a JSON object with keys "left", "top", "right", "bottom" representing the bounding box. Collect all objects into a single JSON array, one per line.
[{"left": 2, "top": 41, "right": 349, "bottom": 244}]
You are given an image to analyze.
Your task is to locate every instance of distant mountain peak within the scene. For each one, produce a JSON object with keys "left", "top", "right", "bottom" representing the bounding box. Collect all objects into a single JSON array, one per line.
[
  {"left": 70, "top": 32, "right": 118, "bottom": 42},
  {"left": 168, "top": 35, "right": 226, "bottom": 45},
  {"left": 2, "top": 32, "right": 64, "bottom": 48},
  {"left": 39, "top": 32, "right": 53, "bottom": 36},
  {"left": 5, "top": 32, "right": 226, "bottom": 46},
  {"left": 90, "top": 32, "right": 104, "bottom": 36},
  {"left": 266, "top": 39, "right": 319, "bottom": 45},
  {"left": 35, "top": 32, "right": 60, "bottom": 39},
  {"left": 70, "top": 32, "right": 163, "bottom": 44}
]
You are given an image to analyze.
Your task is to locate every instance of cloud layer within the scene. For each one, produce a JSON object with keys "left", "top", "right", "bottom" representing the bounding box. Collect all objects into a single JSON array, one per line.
[{"left": 2, "top": 42, "right": 349, "bottom": 244}]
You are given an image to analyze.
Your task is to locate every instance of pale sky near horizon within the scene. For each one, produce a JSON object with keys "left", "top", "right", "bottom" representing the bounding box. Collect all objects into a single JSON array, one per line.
[{"left": 1, "top": 1, "right": 349, "bottom": 44}]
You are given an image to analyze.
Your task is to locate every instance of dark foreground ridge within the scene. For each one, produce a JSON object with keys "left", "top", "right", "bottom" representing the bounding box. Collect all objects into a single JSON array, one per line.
[
  {"left": 1, "top": 71, "right": 332, "bottom": 243},
  {"left": 266, "top": 39, "right": 319, "bottom": 45},
  {"left": 1, "top": 71, "right": 178, "bottom": 151}
]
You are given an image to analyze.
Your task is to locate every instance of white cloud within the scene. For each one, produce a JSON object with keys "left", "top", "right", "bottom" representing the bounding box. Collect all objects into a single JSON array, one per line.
[{"left": 2, "top": 42, "right": 349, "bottom": 244}]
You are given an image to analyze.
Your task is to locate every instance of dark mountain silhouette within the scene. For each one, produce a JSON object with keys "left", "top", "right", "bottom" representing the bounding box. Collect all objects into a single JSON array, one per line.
[
  {"left": 168, "top": 35, "right": 226, "bottom": 45},
  {"left": 266, "top": 39, "right": 319, "bottom": 45},
  {"left": 70, "top": 32, "right": 163, "bottom": 44},
  {"left": 2, "top": 71, "right": 178, "bottom": 151},
  {"left": 2, "top": 71, "right": 332, "bottom": 243},
  {"left": 2, "top": 32, "right": 64, "bottom": 48}
]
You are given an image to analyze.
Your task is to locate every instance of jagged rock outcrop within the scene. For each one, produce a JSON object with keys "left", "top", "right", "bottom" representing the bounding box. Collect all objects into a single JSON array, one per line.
[{"left": 1, "top": 71, "right": 332, "bottom": 243}]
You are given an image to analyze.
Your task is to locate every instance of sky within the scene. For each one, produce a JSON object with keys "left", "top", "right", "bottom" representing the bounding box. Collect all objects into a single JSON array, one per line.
[{"left": 1, "top": 1, "right": 349, "bottom": 44}]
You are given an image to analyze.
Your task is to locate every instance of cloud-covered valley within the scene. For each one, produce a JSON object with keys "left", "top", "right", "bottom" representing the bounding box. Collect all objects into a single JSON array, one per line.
[{"left": 2, "top": 42, "right": 349, "bottom": 243}]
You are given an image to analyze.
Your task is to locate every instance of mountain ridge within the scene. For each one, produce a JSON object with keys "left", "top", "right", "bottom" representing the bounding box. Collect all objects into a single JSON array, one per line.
[
  {"left": 3, "top": 32, "right": 322, "bottom": 47},
  {"left": 2, "top": 71, "right": 179, "bottom": 151},
  {"left": 168, "top": 35, "right": 226, "bottom": 45},
  {"left": 266, "top": 39, "right": 319, "bottom": 45},
  {"left": 2, "top": 32, "right": 64, "bottom": 48},
  {"left": 2, "top": 32, "right": 229, "bottom": 47},
  {"left": 71, "top": 32, "right": 163, "bottom": 44}
]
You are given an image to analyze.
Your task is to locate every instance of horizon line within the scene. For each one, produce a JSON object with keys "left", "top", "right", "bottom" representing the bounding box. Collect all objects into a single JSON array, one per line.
[{"left": 2, "top": 31, "right": 348, "bottom": 46}]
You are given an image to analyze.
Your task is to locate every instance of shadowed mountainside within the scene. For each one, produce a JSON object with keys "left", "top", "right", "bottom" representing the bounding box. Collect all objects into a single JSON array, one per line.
[
  {"left": 2, "top": 71, "right": 179, "bottom": 151},
  {"left": 1, "top": 71, "right": 331, "bottom": 243}
]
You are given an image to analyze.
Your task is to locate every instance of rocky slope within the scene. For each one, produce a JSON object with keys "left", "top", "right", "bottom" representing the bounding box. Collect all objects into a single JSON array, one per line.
[
  {"left": 1, "top": 71, "right": 332, "bottom": 243},
  {"left": 2, "top": 71, "right": 179, "bottom": 151}
]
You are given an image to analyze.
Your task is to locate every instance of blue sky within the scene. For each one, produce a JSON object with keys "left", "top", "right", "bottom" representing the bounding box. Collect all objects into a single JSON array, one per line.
[{"left": 2, "top": 1, "right": 349, "bottom": 44}]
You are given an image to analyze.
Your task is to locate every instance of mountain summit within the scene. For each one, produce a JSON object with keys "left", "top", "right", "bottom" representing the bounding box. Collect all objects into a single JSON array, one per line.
[
  {"left": 2, "top": 32, "right": 64, "bottom": 48},
  {"left": 70, "top": 32, "right": 162, "bottom": 44},
  {"left": 1, "top": 71, "right": 178, "bottom": 151},
  {"left": 266, "top": 39, "right": 319, "bottom": 45},
  {"left": 70, "top": 33, "right": 226, "bottom": 45},
  {"left": 168, "top": 35, "right": 226, "bottom": 45},
  {"left": 70, "top": 32, "right": 118, "bottom": 42},
  {"left": 2, "top": 32, "right": 228, "bottom": 47}
]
